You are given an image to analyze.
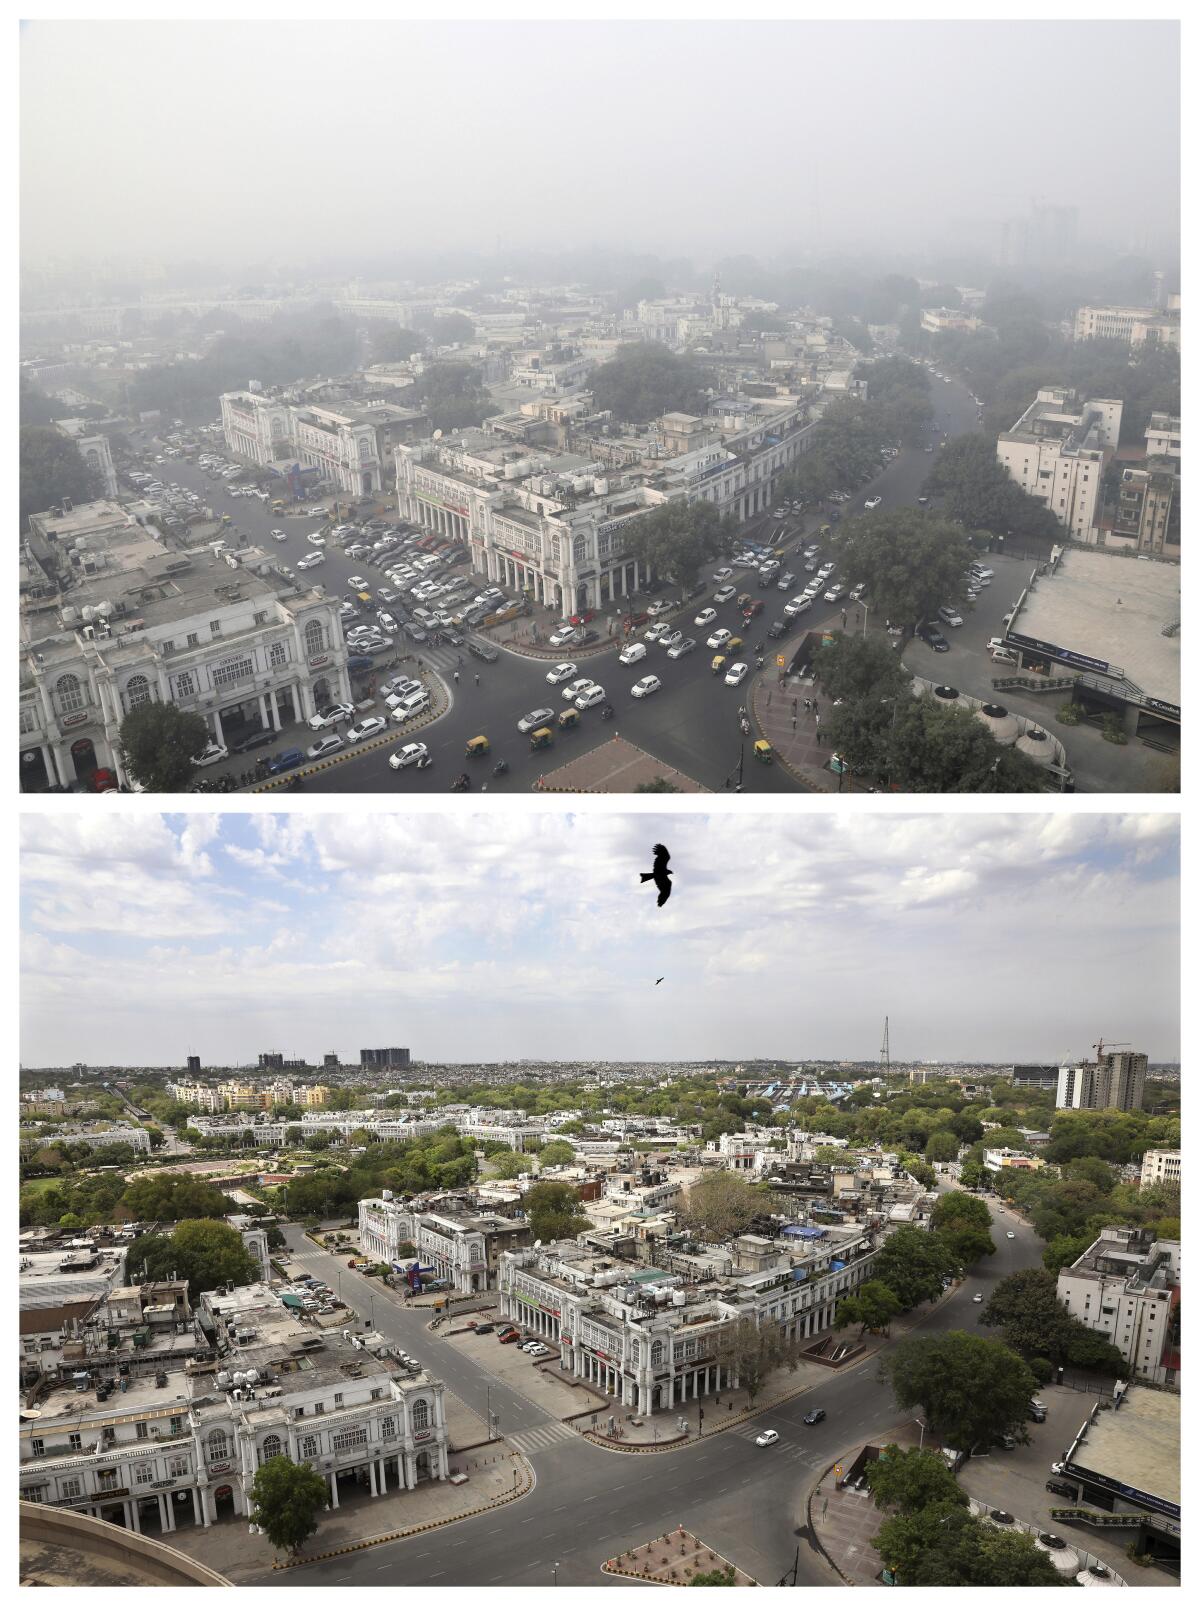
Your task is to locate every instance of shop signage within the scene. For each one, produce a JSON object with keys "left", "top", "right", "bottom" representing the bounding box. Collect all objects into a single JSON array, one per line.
[
  {"left": 60, "top": 711, "right": 90, "bottom": 729},
  {"left": 1005, "top": 632, "right": 1112, "bottom": 676},
  {"left": 413, "top": 1430, "right": 432, "bottom": 1444},
  {"left": 208, "top": 1461, "right": 232, "bottom": 1475},
  {"left": 1143, "top": 696, "right": 1181, "bottom": 720},
  {"left": 309, "top": 653, "right": 330, "bottom": 668}
]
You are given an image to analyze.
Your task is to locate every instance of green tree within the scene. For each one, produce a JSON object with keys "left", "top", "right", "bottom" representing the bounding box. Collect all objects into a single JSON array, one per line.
[
  {"left": 121, "top": 1171, "right": 234, "bottom": 1221},
  {"left": 118, "top": 702, "right": 211, "bottom": 792},
  {"left": 689, "top": 1566, "right": 737, "bottom": 1586},
  {"left": 925, "top": 1130, "right": 959, "bottom": 1164},
  {"left": 491, "top": 1150, "right": 536, "bottom": 1180},
  {"left": 869, "top": 1226, "right": 960, "bottom": 1310},
  {"left": 622, "top": 498, "right": 728, "bottom": 592},
  {"left": 249, "top": 1454, "right": 328, "bottom": 1556},
  {"left": 835, "top": 1279, "right": 903, "bottom": 1336},
  {"left": 866, "top": 1444, "right": 969, "bottom": 1516},
  {"left": 875, "top": 1502, "right": 1065, "bottom": 1586},
  {"left": 20, "top": 426, "right": 104, "bottom": 525},
  {"left": 930, "top": 1192, "right": 995, "bottom": 1266},
  {"left": 523, "top": 1180, "right": 592, "bottom": 1242},
  {"left": 590, "top": 343, "right": 708, "bottom": 424},
  {"left": 432, "top": 312, "right": 475, "bottom": 345},
  {"left": 832, "top": 508, "right": 973, "bottom": 630},
  {"left": 677, "top": 1172, "right": 768, "bottom": 1242},
  {"left": 537, "top": 1140, "right": 577, "bottom": 1167},
  {"left": 882, "top": 1331, "right": 1037, "bottom": 1451},
  {"left": 126, "top": 1218, "right": 257, "bottom": 1297},
  {"left": 882, "top": 698, "right": 1048, "bottom": 793},
  {"left": 635, "top": 778, "right": 683, "bottom": 793},
  {"left": 369, "top": 325, "right": 425, "bottom": 362},
  {"left": 923, "top": 434, "right": 1060, "bottom": 546}
]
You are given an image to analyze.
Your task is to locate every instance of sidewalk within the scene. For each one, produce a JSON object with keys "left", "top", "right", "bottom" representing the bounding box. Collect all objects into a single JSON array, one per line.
[
  {"left": 750, "top": 670, "right": 840, "bottom": 790},
  {"left": 166, "top": 1446, "right": 533, "bottom": 1582}
]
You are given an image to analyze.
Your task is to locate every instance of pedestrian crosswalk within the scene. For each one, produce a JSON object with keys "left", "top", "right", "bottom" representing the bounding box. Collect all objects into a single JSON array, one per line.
[
  {"left": 731, "top": 1426, "right": 818, "bottom": 1465},
  {"left": 506, "top": 1421, "right": 577, "bottom": 1456}
]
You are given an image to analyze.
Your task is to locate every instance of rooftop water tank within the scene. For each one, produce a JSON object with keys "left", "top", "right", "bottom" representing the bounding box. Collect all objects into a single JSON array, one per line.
[
  {"left": 673, "top": 1289, "right": 687, "bottom": 1306},
  {"left": 217, "top": 1371, "right": 232, "bottom": 1388},
  {"left": 61, "top": 607, "right": 78, "bottom": 626},
  {"left": 593, "top": 478, "right": 609, "bottom": 495}
]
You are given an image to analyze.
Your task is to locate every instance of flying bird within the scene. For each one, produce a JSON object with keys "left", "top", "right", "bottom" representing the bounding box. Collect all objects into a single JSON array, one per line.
[
  {"left": 655, "top": 977, "right": 664, "bottom": 985},
  {"left": 640, "top": 843, "right": 673, "bottom": 907}
]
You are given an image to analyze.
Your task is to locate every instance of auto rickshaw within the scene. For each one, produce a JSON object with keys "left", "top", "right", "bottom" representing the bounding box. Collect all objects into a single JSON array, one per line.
[
  {"left": 529, "top": 726, "right": 555, "bottom": 752},
  {"left": 736, "top": 593, "right": 753, "bottom": 612},
  {"left": 753, "top": 740, "right": 774, "bottom": 765},
  {"left": 465, "top": 735, "right": 491, "bottom": 759},
  {"left": 727, "top": 636, "right": 745, "bottom": 654},
  {"left": 711, "top": 653, "right": 728, "bottom": 675},
  {"left": 557, "top": 707, "right": 581, "bottom": 730}
]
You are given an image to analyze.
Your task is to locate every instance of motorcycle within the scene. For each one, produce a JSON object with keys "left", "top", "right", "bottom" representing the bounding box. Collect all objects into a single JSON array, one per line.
[
  {"left": 285, "top": 774, "right": 304, "bottom": 791},
  {"left": 755, "top": 655, "right": 765, "bottom": 670},
  {"left": 415, "top": 754, "right": 432, "bottom": 771},
  {"left": 599, "top": 704, "right": 614, "bottom": 722},
  {"left": 451, "top": 773, "right": 471, "bottom": 792},
  {"left": 492, "top": 759, "right": 509, "bottom": 777}
]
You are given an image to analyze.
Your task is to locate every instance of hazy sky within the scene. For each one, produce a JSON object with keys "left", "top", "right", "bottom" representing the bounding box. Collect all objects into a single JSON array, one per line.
[
  {"left": 20, "top": 18, "right": 1179, "bottom": 268},
  {"left": 19, "top": 810, "right": 1178, "bottom": 1067}
]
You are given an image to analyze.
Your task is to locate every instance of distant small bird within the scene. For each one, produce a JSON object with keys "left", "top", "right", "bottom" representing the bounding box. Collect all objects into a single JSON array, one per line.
[
  {"left": 655, "top": 977, "right": 664, "bottom": 985},
  {"left": 640, "top": 843, "right": 673, "bottom": 907}
]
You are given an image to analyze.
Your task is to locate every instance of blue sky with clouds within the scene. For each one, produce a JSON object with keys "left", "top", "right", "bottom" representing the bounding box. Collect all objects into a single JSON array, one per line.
[{"left": 19, "top": 811, "right": 1179, "bottom": 1068}]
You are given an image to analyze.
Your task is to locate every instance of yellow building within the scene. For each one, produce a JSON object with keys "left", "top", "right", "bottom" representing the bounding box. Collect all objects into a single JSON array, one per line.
[{"left": 302, "top": 1085, "right": 331, "bottom": 1107}]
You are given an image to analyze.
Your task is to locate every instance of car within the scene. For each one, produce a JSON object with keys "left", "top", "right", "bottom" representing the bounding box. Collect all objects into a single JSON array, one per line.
[
  {"left": 548, "top": 627, "right": 579, "bottom": 647},
  {"left": 575, "top": 685, "right": 607, "bottom": 710},
  {"left": 970, "top": 565, "right": 994, "bottom": 579},
  {"left": 266, "top": 747, "right": 306, "bottom": 776},
  {"left": 619, "top": 641, "right": 648, "bottom": 665},
  {"left": 631, "top": 674, "right": 662, "bottom": 699},
  {"left": 864, "top": 496, "right": 882, "bottom": 510},
  {"left": 270, "top": 529, "right": 288, "bottom": 542},
  {"left": 659, "top": 629, "right": 684, "bottom": 651},
  {"left": 347, "top": 575, "right": 368, "bottom": 589},
  {"left": 526, "top": 1343, "right": 548, "bottom": 1356},
  {"left": 231, "top": 727, "right": 275, "bottom": 754},
  {"left": 848, "top": 584, "right": 867, "bottom": 601},
  {"left": 755, "top": 1430, "right": 780, "bottom": 1447},
  {"left": 546, "top": 662, "right": 578, "bottom": 685},
  {"left": 346, "top": 717, "right": 387, "bottom": 743},
  {"left": 803, "top": 1409, "right": 826, "bottom": 1426},
  {"left": 383, "top": 676, "right": 422, "bottom": 700},
  {"left": 308, "top": 702, "right": 355, "bottom": 731},
  {"left": 391, "top": 692, "right": 430, "bottom": 721},
  {"left": 297, "top": 553, "right": 325, "bottom": 569},
  {"left": 711, "top": 567, "right": 733, "bottom": 583},
  {"left": 918, "top": 623, "right": 950, "bottom": 652},
  {"left": 646, "top": 599, "right": 671, "bottom": 618},
  {"left": 824, "top": 584, "right": 845, "bottom": 603},
  {"left": 972, "top": 1292, "right": 984, "bottom": 1303},
  {"left": 517, "top": 707, "right": 555, "bottom": 733},
  {"left": 562, "top": 678, "right": 597, "bottom": 702},
  {"left": 766, "top": 619, "right": 789, "bottom": 640},
  {"left": 724, "top": 662, "right": 748, "bottom": 687},
  {"left": 388, "top": 742, "right": 430, "bottom": 770},
  {"left": 989, "top": 1511, "right": 1014, "bottom": 1526},
  {"left": 667, "top": 637, "right": 696, "bottom": 659},
  {"left": 468, "top": 639, "right": 499, "bottom": 663},
  {"left": 306, "top": 533, "right": 327, "bottom": 546},
  {"left": 694, "top": 607, "right": 717, "bottom": 628},
  {"left": 775, "top": 572, "right": 797, "bottom": 592},
  {"left": 784, "top": 597, "right": 812, "bottom": 619},
  {"left": 1006, "top": 1230, "right": 1016, "bottom": 1239},
  {"left": 473, "top": 1322, "right": 494, "bottom": 1334},
  {"left": 192, "top": 741, "right": 228, "bottom": 768},
  {"left": 405, "top": 623, "right": 428, "bottom": 643},
  {"left": 707, "top": 628, "right": 732, "bottom": 649},
  {"left": 498, "top": 1330, "right": 520, "bottom": 1344},
  {"left": 804, "top": 544, "right": 820, "bottom": 558},
  {"left": 1045, "top": 1478, "right": 1076, "bottom": 1499},
  {"left": 713, "top": 584, "right": 737, "bottom": 604},
  {"left": 306, "top": 734, "right": 344, "bottom": 759}
]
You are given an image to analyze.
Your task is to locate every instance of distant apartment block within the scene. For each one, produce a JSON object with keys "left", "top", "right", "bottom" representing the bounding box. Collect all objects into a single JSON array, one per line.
[
  {"left": 1073, "top": 302, "right": 1181, "bottom": 352},
  {"left": 920, "top": 308, "right": 983, "bottom": 334},
  {"left": 1140, "top": 1150, "right": 1181, "bottom": 1189},
  {"left": 360, "top": 1048, "right": 411, "bottom": 1071},
  {"left": 1057, "top": 1050, "right": 1148, "bottom": 1113},
  {"left": 997, "top": 386, "right": 1122, "bottom": 540}
]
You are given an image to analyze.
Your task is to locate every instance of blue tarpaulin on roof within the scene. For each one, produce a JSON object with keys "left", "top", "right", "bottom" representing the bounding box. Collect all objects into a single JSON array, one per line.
[{"left": 783, "top": 1226, "right": 828, "bottom": 1239}]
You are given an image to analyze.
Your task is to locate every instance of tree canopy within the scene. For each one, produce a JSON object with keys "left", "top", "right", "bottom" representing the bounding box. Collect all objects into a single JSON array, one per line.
[
  {"left": 831, "top": 507, "right": 973, "bottom": 629},
  {"left": 677, "top": 1172, "right": 770, "bottom": 1242},
  {"left": 20, "top": 426, "right": 103, "bottom": 525},
  {"left": 923, "top": 434, "right": 1060, "bottom": 547},
  {"left": 118, "top": 702, "right": 211, "bottom": 792},
  {"left": 126, "top": 1218, "right": 258, "bottom": 1297},
  {"left": 622, "top": 498, "right": 729, "bottom": 592},
  {"left": 979, "top": 1267, "right": 1128, "bottom": 1376},
  {"left": 250, "top": 1455, "right": 328, "bottom": 1556},
  {"left": 524, "top": 1180, "right": 592, "bottom": 1243},
  {"left": 882, "top": 1331, "right": 1037, "bottom": 1451},
  {"left": 590, "top": 344, "right": 708, "bottom": 424},
  {"left": 866, "top": 1444, "right": 968, "bottom": 1517}
]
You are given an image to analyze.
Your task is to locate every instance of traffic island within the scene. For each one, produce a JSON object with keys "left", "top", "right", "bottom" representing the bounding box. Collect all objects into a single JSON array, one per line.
[{"left": 603, "top": 1527, "right": 757, "bottom": 1586}]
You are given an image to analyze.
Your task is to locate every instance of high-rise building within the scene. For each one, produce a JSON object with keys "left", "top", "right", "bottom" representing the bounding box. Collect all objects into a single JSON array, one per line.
[
  {"left": 996, "top": 386, "right": 1122, "bottom": 541},
  {"left": 360, "top": 1047, "right": 411, "bottom": 1070},
  {"left": 186, "top": 1054, "right": 201, "bottom": 1074},
  {"left": 1056, "top": 1049, "right": 1148, "bottom": 1112},
  {"left": 258, "top": 1051, "right": 284, "bottom": 1070}
]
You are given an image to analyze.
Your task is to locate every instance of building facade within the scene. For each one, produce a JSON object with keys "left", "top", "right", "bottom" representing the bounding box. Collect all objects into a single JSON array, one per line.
[
  {"left": 1056, "top": 1228, "right": 1179, "bottom": 1388},
  {"left": 291, "top": 406, "right": 382, "bottom": 497},
  {"left": 1139, "top": 1150, "right": 1181, "bottom": 1189},
  {"left": 997, "top": 387, "right": 1122, "bottom": 541},
  {"left": 1057, "top": 1051, "right": 1148, "bottom": 1112},
  {"left": 220, "top": 391, "right": 294, "bottom": 467}
]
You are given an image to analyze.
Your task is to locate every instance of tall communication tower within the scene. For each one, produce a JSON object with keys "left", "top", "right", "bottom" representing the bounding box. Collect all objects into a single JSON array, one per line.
[{"left": 880, "top": 1016, "right": 891, "bottom": 1074}]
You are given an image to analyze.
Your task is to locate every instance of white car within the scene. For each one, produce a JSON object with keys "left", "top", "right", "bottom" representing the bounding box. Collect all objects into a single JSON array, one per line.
[
  {"left": 297, "top": 553, "right": 325, "bottom": 569},
  {"left": 562, "top": 678, "right": 596, "bottom": 702},
  {"left": 346, "top": 717, "right": 387, "bottom": 743},
  {"left": 823, "top": 584, "right": 845, "bottom": 603},
  {"left": 659, "top": 630, "right": 684, "bottom": 651},
  {"left": 348, "top": 575, "right": 369, "bottom": 590},
  {"left": 864, "top": 496, "right": 882, "bottom": 510},
  {"left": 548, "top": 627, "right": 579, "bottom": 647},
  {"left": 1006, "top": 1230, "right": 1016, "bottom": 1240},
  {"left": 646, "top": 599, "right": 671, "bottom": 618},
  {"left": 711, "top": 567, "right": 733, "bottom": 583},
  {"left": 308, "top": 702, "right": 355, "bottom": 731},
  {"left": 707, "top": 628, "right": 732, "bottom": 649},
  {"left": 388, "top": 742, "right": 429, "bottom": 770},
  {"left": 192, "top": 742, "right": 228, "bottom": 768},
  {"left": 714, "top": 584, "right": 736, "bottom": 603},
  {"left": 545, "top": 662, "right": 579, "bottom": 685},
  {"left": 270, "top": 529, "right": 288, "bottom": 542},
  {"left": 755, "top": 1430, "right": 779, "bottom": 1448},
  {"left": 694, "top": 607, "right": 717, "bottom": 628},
  {"left": 667, "top": 637, "right": 696, "bottom": 659},
  {"left": 517, "top": 707, "right": 555, "bottom": 733},
  {"left": 724, "top": 662, "right": 748, "bottom": 687},
  {"left": 619, "top": 642, "right": 648, "bottom": 665},
  {"left": 390, "top": 693, "right": 430, "bottom": 722},
  {"left": 574, "top": 684, "right": 607, "bottom": 710},
  {"left": 306, "top": 532, "right": 327, "bottom": 546},
  {"left": 306, "top": 734, "right": 344, "bottom": 759},
  {"left": 630, "top": 674, "right": 662, "bottom": 699}
]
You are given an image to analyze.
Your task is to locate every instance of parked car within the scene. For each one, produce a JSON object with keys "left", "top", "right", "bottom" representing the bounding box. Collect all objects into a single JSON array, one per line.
[
  {"left": 346, "top": 717, "right": 387, "bottom": 743},
  {"left": 192, "top": 742, "right": 228, "bottom": 768},
  {"left": 266, "top": 748, "right": 305, "bottom": 776},
  {"left": 306, "top": 734, "right": 344, "bottom": 759}
]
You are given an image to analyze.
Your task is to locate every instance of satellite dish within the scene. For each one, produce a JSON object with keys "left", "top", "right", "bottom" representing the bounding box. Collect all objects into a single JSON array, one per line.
[{"left": 433, "top": 429, "right": 443, "bottom": 440}]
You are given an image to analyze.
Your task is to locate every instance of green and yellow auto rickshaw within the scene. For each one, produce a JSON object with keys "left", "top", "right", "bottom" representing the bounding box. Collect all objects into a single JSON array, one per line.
[
  {"left": 557, "top": 707, "right": 581, "bottom": 730},
  {"left": 465, "top": 735, "right": 491, "bottom": 759},
  {"left": 529, "top": 726, "right": 555, "bottom": 752},
  {"left": 753, "top": 740, "right": 774, "bottom": 765}
]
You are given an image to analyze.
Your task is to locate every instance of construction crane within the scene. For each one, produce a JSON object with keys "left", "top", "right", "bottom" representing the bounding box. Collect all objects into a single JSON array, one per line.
[{"left": 1092, "top": 1039, "right": 1131, "bottom": 1061}]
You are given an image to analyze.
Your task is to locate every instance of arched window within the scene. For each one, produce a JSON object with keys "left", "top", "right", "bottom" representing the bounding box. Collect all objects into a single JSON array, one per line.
[
  {"left": 411, "top": 1399, "right": 430, "bottom": 1432},
  {"left": 124, "top": 673, "right": 152, "bottom": 711},
  {"left": 260, "top": 1434, "right": 283, "bottom": 1464},
  {"left": 55, "top": 674, "right": 84, "bottom": 715},
  {"left": 207, "top": 1429, "right": 228, "bottom": 1462},
  {"left": 304, "top": 618, "right": 326, "bottom": 657},
  {"left": 651, "top": 1340, "right": 665, "bottom": 1368}
]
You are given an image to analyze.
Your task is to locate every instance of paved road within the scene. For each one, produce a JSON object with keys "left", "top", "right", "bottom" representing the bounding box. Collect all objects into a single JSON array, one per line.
[
  {"left": 270, "top": 1201, "right": 1042, "bottom": 1588},
  {"left": 135, "top": 381, "right": 983, "bottom": 795}
]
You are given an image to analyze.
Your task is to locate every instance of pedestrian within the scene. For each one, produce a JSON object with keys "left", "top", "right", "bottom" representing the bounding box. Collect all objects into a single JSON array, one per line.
[
  {"left": 804, "top": 698, "right": 811, "bottom": 714},
  {"left": 791, "top": 715, "right": 797, "bottom": 730},
  {"left": 854, "top": 610, "right": 860, "bottom": 626},
  {"left": 474, "top": 673, "right": 480, "bottom": 687},
  {"left": 766, "top": 690, "right": 772, "bottom": 707},
  {"left": 815, "top": 712, "right": 821, "bottom": 729},
  {"left": 792, "top": 698, "right": 798, "bottom": 714},
  {"left": 841, "top": 609, "right": 847, "bottom": 628},
  {"left": 453, "top": 670, "right": 460, "bottom": 684}
]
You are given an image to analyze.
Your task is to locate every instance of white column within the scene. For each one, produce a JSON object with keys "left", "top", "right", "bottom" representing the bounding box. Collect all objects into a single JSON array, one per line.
[
  {"left": 368, "top": 1460, "right": 378, "bottom": 1497},
  {"left": 328, "top": 1472, "right": 339, "bottom": 1508},
  {"left": 128, "top": 1499, "right": 141, "bottom": 1533},
  {"left": 258, "top": 694, "right": 270, "bottom": 725},
  {"left": 191, "top": 1487, "right": 203, "bottom": 1526},
  {"left": 211, "top": 708, "right": 225, "bottom": 745},
  {"left": 378, "top": 1458, "right": 387, "bottom": 1495},
  {"left": 267, "top": 689, "right": 281, "bottom": 730}
]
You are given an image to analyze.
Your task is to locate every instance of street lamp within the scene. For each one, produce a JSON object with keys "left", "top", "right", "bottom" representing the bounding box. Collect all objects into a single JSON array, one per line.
[
  {"left": 552, "top": 1561, "right": 560, "bottom": 1587},
  {"left": 914, "top": 1417, "right": 927, "bottom": 1450}
]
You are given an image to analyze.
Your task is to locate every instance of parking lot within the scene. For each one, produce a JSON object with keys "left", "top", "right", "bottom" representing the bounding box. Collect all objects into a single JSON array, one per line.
[{"left": 442, "top": 1326, "right": 606, "bottom": 1421}]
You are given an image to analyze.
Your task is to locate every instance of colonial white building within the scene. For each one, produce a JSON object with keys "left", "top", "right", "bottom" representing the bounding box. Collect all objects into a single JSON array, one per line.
[
  {"left": 20, "top": 501, "right": 349, "bottom": 789},
  {"left": 220, "top": 390, "right": 294, "bottom": 467},
  {"left": 497, "top": 1225, "right": 878, "bottom": 1416},
  {"left": 290, "top": 405, "right": 382, "bottom": 497},
  {"left": 358, "top": 1194, "right": 532, "bottom": 1293},
  {"left": 996, "top": 387, "right": 1123, "bottom": 540},
  {"left": 18, "top": 1283, "right": 450, "bottom": 1534}
]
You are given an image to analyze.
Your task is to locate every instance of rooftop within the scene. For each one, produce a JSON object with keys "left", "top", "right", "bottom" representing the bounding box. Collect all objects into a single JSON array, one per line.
[
  {"left": 1067, "top": 1387, "right": 1179, "bottom": 1510},
  {"left": 1014, "top": 546, "right": 1180, "bottom": 701}
]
